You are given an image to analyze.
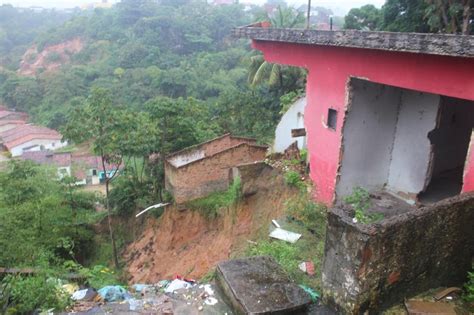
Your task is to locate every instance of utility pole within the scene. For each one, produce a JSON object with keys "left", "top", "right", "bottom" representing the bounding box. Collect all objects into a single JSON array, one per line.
[{"left": 306, "top": 0, "right": 312, "bottom": 29}]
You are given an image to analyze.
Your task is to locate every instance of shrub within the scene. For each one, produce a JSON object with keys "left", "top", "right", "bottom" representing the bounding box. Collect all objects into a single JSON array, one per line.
[
  {"left": 344, "top": 187, "right": 383, "bottom": 224},
  {"left": 284, "top": 170, "right": 305, "bottom": 190},
  {"left": 286, "top": 194, "right": 327, "bottom": 237},
  {"left": 464, "top": 265, "right": 474, "bottom": 303},
  {"left": 187, "top": 177, "right": 241, "bottom": 219},
  {"left": 2, "top": 273, "right": 71, "bottom": 314}
]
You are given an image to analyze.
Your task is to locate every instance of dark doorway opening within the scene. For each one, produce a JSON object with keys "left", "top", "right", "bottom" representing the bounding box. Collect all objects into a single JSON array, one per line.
[{"left": 419, "top": 97, "right": 474, "bottom": 203}]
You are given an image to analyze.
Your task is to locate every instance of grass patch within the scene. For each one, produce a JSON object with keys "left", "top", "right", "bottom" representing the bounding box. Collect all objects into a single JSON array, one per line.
[
  {"left": 344, "top": 187, "right": 384, "bottom": 224},
  {"left": 186, "top": 177, "right": 242, "bottom": 220},
  {"left": 246, "top": 191, "right": 327, "bottom": 291},
  {"left": 284, "top": 170, "right": 306, "bottom": 191}
]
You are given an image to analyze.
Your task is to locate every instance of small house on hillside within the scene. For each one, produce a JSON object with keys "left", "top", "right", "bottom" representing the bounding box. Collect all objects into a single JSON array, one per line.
[
  {"left": 21, "top": 150, "right": 119, "bottom": 185},
  {"left": 273, "top": 97, "right": 306, "bottom": 153},
  {"left": 165, "top": 134, "right": 268, "bottom": 204},
  {"left": 0, "top": 125, "right": 67, "bottom": 157}
]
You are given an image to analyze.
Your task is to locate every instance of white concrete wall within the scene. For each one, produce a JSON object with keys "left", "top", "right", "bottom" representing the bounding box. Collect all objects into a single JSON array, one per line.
[
  {"left": 336, "top": 80, "right": 401, "bottom": 197},
  {"left": 10, "top": 139, "right": 68, "bottom": 157},
  {"left": 168, "top": 149, "right": 205, "bottom": 168},
  {"left": 387, "top": 91, "right": 440, "bottom": 196},
  {"left": 273, "top": 97, "right": 307, "bottom": 153}
]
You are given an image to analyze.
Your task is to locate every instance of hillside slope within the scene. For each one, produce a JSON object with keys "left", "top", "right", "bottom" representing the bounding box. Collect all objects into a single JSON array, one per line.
[{"left": 124, "top": 166, "right": 296, "bottom": 283}]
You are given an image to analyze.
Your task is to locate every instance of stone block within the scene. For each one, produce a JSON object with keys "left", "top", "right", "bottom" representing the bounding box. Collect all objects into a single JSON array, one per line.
[{"left": 216, "top": 256, "right": 311, "bottom": 314}]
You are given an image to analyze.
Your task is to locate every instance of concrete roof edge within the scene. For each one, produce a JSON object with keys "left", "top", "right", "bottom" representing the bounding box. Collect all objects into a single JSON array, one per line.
[
  {"left": 233, "top": 27, "right": 474, "bottom": 58},
  {"left": 167, "top": 142, "right": 268, "bottom": 170}
]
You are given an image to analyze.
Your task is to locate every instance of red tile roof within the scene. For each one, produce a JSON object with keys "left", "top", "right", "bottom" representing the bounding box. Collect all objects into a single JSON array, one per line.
[
  {"left": 0, "top": 120, "right": 26, "bottom": 127},
  {"left": 0, "top": 125, "right": 62, "bottom": 149},
  {"left": 21, "top": 151, "right": 120, "bottom": 180},
  {"left": 0, "top": 111, "right": 28, "bottom": 121}
]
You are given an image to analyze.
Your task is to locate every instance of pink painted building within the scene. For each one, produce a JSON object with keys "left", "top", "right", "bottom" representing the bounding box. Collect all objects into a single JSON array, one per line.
[{"left": 236, "top": 27, "right": 474, "bottom": 206}]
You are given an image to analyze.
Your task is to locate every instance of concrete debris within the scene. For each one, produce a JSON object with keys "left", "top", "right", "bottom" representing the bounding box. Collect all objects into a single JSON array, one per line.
[
  {"left": 269, "top": 227, "right": 302, "bottom": 243},
  {"left": 405, "top": 300, "right": 457, "bottom": 315},
  {"left": 433, "top": 287, "right": 462, "bottom": 301},
  {"left": 216, "top": 256, "right": 311, "bottom": 314}
]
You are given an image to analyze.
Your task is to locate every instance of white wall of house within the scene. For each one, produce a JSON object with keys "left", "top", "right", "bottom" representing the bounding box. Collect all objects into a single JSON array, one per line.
[
  {"left": 11, "top": 139, "right": 68, "bottom": 157},
  {"left": 273, "top": 97, "right": 307, "bottom": 153}
]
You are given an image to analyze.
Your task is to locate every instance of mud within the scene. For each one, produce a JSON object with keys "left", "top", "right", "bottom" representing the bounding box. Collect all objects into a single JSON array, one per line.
[{"left": 124, "top": 168, "right": 295, "bottom": 283}]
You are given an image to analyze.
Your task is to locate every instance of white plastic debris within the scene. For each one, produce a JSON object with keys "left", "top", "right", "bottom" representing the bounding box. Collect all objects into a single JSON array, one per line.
[
  {"left": 352, "top": 217, "right": 358, "bottom": 223},
  {"left": 164, "top": 279, "right": 193, "bottom": 293},
  {"left": 204, "top": 297, "right": 218, "bottom": 305},
  {"left": 72, "top": 289, "right": 88, "bottom": 301},
  {"left": 272, "top": 220, "right": 281, "bottom": 228},
  {"left": 269, "top": 227, "right": 301, "bottom": 243},
  {"left": 203, "top": 284, "right": 214, "bottom": 296}
]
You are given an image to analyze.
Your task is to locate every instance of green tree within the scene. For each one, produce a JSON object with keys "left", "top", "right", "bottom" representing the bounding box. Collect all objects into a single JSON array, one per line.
[
  {"left": 62, "top": 88, "right": 125, "bottom": 268},
  {"left": 344, "top": 4, "right": 382, "bottom": 30},
  {"left": 249, "top": 6, "right": 305, "bottom": 89},
  {"left": 425, "top": 0, "right": 473, "bottom": 34}
]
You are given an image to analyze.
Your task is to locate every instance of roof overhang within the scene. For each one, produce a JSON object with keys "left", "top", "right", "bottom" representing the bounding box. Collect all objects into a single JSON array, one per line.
[{"left": 233, "top": 26, "right": 474, "bottom": 58}]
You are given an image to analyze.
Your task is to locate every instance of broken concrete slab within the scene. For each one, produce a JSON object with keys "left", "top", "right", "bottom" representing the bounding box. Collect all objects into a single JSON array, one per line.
[
  {"left": 405, "top": 300, "right": 457, "bottom": 315},
  {"left": 216, "top": 256, "right": 311, "bottom": 314}
]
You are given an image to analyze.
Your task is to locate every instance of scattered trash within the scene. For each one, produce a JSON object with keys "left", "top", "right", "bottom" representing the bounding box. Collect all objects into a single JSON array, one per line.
[
  {"left": 298, "top": 285, "right": 320, "bottom": 302},
  {"left": 174, "top": 274, "right": 196, "bottom": 283},
  {"left": 72, "top": 288, "right": 97, "bottom": 301},
  {"left": 164, "top": 279, "right": 193, "bottom": 293},
  {"left": 71, "top": 301, "right": 97, "bottom": 313},
  {"left": 205, "top": 296, "right": 218, "bottom": 305},
  {"left": 272, "top": 219, "right": 281, "bottom": 228},
  {"left": 127, "top": 298, "right": 142, "bottom": 311},
  {"left": 433, "top": 287, "right": 462, "bottom": 301},
  {"left": 405, "top": 300, "right": 457, "bottom": 315},
  {"left": 269, "top": 227, "right": 302, "bottom": 243},
  {"left": 62, "top": 283, "right": 79, "bottom": 295},
  {"left": 298, "top": 261, "right": 315, "bottom": 276},
  {"left": 132, "top": 284, "right": 152, "bottom": 294},
  {"left": 98, "top": 285, "right": 132, "bottom": 302}
]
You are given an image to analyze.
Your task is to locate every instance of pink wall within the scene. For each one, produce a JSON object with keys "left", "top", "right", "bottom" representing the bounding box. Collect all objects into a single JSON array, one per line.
[{"left": 252, "top": 40, "right": 474, "bottom": 204}]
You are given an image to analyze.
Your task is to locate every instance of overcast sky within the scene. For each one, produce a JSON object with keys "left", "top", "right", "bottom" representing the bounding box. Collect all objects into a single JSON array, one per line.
[{"left": 0, "top": 0, "right": 386, "bottom": 15}]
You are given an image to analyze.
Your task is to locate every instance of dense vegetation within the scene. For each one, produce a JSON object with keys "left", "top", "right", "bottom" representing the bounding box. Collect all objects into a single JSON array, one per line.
[
  {"left": 0, "top": 1, "right": 301, "bottom": 144},
  {"left": 344, "top": 0, "right": 472, "bottom": 34}
]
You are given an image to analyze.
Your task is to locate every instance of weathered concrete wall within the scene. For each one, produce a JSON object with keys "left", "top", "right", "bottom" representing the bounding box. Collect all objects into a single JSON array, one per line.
[
  {"left": 234, "top": 27, "right": 474, "bottom": 58},
  {"left": 273, "top": 97, "right": 306, "bottom": 153},
  {"left": 166, "top": 144, "right": 267, "bottom": 204},
  {"left": 322, "top": 193, "right": 474, "bottom": 314},
  {"left": 231, "top": 161, "right": 275, "bottom": 196},
  {"left": 387, "top": 90, "right": 440, "bottom": 197}
]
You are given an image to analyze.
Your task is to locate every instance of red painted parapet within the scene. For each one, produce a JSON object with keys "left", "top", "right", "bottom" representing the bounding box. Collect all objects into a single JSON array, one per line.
[{"left": 251, "top": 40, "right": 474, "bottom": 204}]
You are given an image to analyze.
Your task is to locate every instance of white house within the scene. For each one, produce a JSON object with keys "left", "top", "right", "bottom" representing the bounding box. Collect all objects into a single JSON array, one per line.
[
  {"left": 273, "top": 97, "right": 307, "bottom": 153},
  {"left": 0, "top": 125, "right": 67, "bottom": 157}
]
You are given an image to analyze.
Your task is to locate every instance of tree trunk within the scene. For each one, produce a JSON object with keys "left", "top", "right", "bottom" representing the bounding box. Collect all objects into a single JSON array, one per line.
[
  {"left": 102, "top": 156, "right": 120, "bottom": 269},
  {"left": 462, "top": 0, "right": 472, "bottom": 34}
]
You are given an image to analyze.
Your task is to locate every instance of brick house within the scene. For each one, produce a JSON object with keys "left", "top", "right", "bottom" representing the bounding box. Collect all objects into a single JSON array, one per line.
[
  {"left": 165, "top": 134, "right": 268, "bottom": 204},
  {"left": 235, "top": 27, "right": 474, "bottom": 313}
]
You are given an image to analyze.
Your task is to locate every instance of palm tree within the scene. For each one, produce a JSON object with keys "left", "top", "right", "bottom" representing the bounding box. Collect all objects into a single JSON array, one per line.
[{"left": 248, "top": 6, "right": 306, "bottom": 88}]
